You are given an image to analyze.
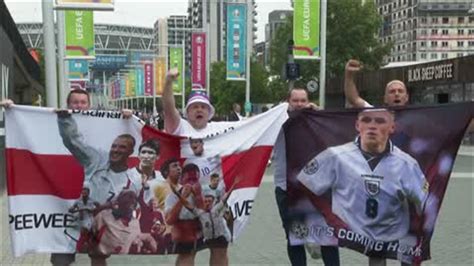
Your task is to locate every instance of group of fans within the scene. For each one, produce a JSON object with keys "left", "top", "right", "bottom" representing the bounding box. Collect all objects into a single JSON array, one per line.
[{"left": 1, "top": 58, "right": 472, "bottom": 266}]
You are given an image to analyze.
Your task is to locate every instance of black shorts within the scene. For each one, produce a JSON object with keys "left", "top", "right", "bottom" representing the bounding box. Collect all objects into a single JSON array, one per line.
[
  {"left": 205, "top": 236, "right": 229, "bottom": 249},
  {"left": 173, "top": 239, "right": 204, "bottom": 254},
  {"left": 50, "top": 253, "right": 76, "bottom": 265}
]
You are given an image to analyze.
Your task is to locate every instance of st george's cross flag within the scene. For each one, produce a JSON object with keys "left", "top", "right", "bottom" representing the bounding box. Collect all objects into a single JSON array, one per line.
[{"left": 5, "top": 103, "right": 288, "bottom": 257}]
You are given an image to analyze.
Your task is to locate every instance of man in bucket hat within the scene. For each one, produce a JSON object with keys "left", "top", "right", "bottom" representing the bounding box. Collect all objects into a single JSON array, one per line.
[{"left": 162, "top": 68, "right": 236, "bottom": 138}]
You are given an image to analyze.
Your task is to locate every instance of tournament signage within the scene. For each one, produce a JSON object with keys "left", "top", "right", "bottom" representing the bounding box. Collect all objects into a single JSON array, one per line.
[
  {"left": 55, "top": 0, "right": 114, "bottom": 10},
  {"left": 155, "top": 57, "right": 166, "bottom": 96},
  {"left": 169, "top": 47, "right": 183, "bottom": 95},
  {"left": 285, "top": 103, "right": 473, "bottom": 264},
  {"left": 293, "top": 0, "right": 321, "bottom": 59},
  {"left": 67, "top": 59, "right": 89, "bottom": 81},
  {"left": 144, "top": 63, "right": 154, "bottom": 96},
  {"left": 65, "top": 11, "right": 95, "bottom": 59},
  {"left": 5, "top": 103, "right": 288, "bottom": 257},
  {"left": 90, "top": 55, "right": 127, "bottom": 70},
  {"left": 407, "top": 62, "right": 454, "bottom": 83},
  {"left": 191, "top": 32, "right": 207, "bottom": 91},
  {"left": 226, "top": 3, "right": 247, "bottom": 81},
  {"left": 136, "top": 68, "right": 144, "bottom": 97}
]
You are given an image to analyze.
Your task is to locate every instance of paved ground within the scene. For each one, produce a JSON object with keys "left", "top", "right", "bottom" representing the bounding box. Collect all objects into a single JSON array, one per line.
[{"left": 0, "top": 146, "right": 472, "bottom": 265}]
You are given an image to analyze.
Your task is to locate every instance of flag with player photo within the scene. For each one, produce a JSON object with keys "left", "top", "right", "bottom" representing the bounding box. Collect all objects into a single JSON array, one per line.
[
  {"left": 5, "top": 103, "right": 288, "bottom": 257},
  {"left": 285, "top": 103, "right": 473, "bottom": 264}
]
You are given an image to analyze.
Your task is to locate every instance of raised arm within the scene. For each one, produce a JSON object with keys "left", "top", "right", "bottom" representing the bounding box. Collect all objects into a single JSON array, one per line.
[
  {"left": 56, "top": 111, "right": 104, "bottom": 175},
  {"left": 344, "top": 59, "right": 368, "bottom": 108},
  {"left": 162, "top": 68, "right": 182, "bottom": 134},
  {"left": 222, "top": 175, "right": 244, "bottom": 203}
]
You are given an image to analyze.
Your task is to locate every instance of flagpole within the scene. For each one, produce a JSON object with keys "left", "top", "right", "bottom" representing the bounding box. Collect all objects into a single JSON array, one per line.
[
  {"left": 319, "top": 0, "right": 327, "bottom": 109},
  {"left": 245, "top": 0, "right": 252, "bottom": 117},
  {"left": 181, "top": 39, "right": 186, "bottom": 114},
  {"left": 42, "top": 0, "right": 58, "bottom": 108},
  {"left": 57, "top": 10, "right": 67, "bottom": 108}
]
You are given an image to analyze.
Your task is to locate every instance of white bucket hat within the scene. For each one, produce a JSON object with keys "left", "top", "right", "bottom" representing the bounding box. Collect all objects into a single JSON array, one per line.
[{"left": 185, "top": 92, "right": 215, "bottom": 120}]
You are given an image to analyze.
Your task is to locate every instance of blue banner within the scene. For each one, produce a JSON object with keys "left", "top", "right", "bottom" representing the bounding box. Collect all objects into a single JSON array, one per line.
[
  {"left": 226, "top": 3, "right": 247, "bottom": 81},
  {"left": 90, "top": 55, "right": 128, "bottom": 70},
  {"left": 68, "top": 59, "right": 89, "bottom": 80},
  {"left": 136, "top": 68, "right": 144, "bottom": 96}
]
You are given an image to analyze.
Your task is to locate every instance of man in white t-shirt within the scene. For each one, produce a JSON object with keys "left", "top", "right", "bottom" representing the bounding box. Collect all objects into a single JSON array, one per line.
[{"left": 162, "top": 69, "right": 237, "bottom": 139}]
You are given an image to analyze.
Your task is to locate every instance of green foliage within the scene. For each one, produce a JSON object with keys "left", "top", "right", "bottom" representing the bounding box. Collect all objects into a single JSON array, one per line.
[
  {"left": 209, "top": 60, "right": 272, "bottom": 115},
  {"left": 269, "top": 0, "right": 392, "bottom": 80},
  {"left": 327, "top": 0, "right": 391, "bottom": 74}
]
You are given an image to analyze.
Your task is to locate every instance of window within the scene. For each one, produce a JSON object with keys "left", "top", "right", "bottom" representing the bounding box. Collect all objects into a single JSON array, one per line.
[
  {"left": 431, "top": 41, "right": 438, "bottom": 47},
  {"left": 469, "top": 29, "right": 474, "bottom": 35},
  {"left": 458, "top": 17, "right": 465, "bottom": 24},
  {"left": 442, "top": 17, "right": 449, "bottom": 24},
  {"left": 421, "top": 53, "right": 427, "bottom": 59},
  {"left": 430, "top": 53, "right": 438, "bottom": 59},
  {"left": 421, "top": 29, "right": 427, "bottom": 35},
  {"left": 421, "top": 17, "right": 427, "bottom": 23},
  {"left": 441, "top": 53, "right": 448, "bottom": 59},
  {"left": 457, "top": 53, "right": 464, "bottom": 57},
  {"left": 458, "top": 29, "right": 464, "bottom": 35},
  {"left": 421, "top": 41, "right": 426, "bottom": 47},
  {"left": 431, "top": 29, "right": 438, "bottom": 35},
  {"left": 442, "top": 29, "right": 448, "bottom": 35},
  {"left": 432, "top": 17, "right": 438, "bottom": 23},
  {"left": 470, "top": 17, "right": 474, "bottom": 23},
  {"left": 441, "top": 41, "right": 448, "bottom": 47},
  {"left": 469, "top": 41, "right": 474, "bottom": 46},
  {"left": 458, "top": 41, "right": 464, "bottom": 47}
]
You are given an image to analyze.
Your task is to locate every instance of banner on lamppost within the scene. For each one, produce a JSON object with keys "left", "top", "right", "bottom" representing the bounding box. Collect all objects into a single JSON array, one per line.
[
  {"left": 191, "top": 32, "right": 207, "bottom": 91},
  {"left": 65, "top": 11, "right": 95, "bottom": 59},
  {"left": 155, "top": 57, "right": 166, "bottom": 96},
  {"left": 226, "top": 3, "right": 247, "bottom": 81},
  {"left": 124, "top": 75, "right": 131, "bottom": 97},
  {"left": 136, "top": 68, "right": 144, "bottom": 97},
  {"left": 120, "top": 78, "right": 126, "bottom": 98},
  {"left": 67, "top": 59, "right": 89, "bottom": 81},
  {"left": 169, "top": 47, "right": 183, "bottom": 95},
  {"left": 144, "top": 63, "right": 154, "bottom": 96},
  {"left": 54, "top": 0, "right": 114, "bottom": 11},
  {"left": 293, "top": 0, "right": 321, "bottom": 59},
  {"left": 128, "top": 71, "right": 136, "bottom": 97}
]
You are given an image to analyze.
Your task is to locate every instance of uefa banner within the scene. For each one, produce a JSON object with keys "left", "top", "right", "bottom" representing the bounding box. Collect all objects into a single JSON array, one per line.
[
  {"left": 120, "top": 79, "right": 126, "bottom": 98},
  {"left": 293, "top": 0, "right": 320, "bottom": 59},
  {"left": 55, "top": 0, "right": 114, "bottom": 10},
  {"left": 226, "top": 4, "right": 247, "bottom": 81},
  {"left": 191, "top": 32, "right": 206, "bottom": 91},
  {"left": 285, "top": 103, "right": 473, "bottom": 264},
  {"left": 136, "top": 68, "right": 144, "bottom": 97},
  {"left": 65, "top": 11, "right": 95, "bottom": 59},
  {"left": 5, "top": 103, "right": 288, "bottom": 257},
  {"left": 67, "top": 59, "right": 89, "bottom": 80},
  {"left": 144, "top": 63, "right": 154, "bottom": 96},
  {"left": 169, "top": 47, "right": 183, "bottom": 95},
  {"left": 124, "top": 76, "right": 130, "bottom": 97},
  {"left": 155, "top": 57, "right": 166, "bottom": 96}
]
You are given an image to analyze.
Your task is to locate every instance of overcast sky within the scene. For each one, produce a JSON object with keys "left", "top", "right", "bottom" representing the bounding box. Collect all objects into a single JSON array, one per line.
[{"left": 4, "top": 0, "right": 292, "bottom": 42}]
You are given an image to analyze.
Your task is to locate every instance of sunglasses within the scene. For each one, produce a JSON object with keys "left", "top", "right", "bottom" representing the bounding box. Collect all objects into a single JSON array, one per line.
[{"left": 359, "top": 116, "right": 388, "bottom": 124}]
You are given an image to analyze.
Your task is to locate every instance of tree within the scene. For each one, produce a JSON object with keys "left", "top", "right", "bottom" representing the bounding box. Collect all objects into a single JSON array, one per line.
[
  {"left": 209, "top": 60, "right": 272, "bottom": 116},
  {"left": 269, "top": 0, "right": 391, "bottom": 81}
]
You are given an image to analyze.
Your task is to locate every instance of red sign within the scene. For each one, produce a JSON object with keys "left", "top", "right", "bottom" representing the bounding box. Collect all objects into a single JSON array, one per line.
[
  {"left": 144, "top": 63, "right": 154, "bottom": 96},
  {"left": 191, "top": 32, "right": 206, "bottom": 91}
]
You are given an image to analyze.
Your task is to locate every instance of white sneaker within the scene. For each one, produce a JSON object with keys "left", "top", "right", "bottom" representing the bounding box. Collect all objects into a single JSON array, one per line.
[{"left": 305, "top": 242, "right": 322, "bottom": 260}]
